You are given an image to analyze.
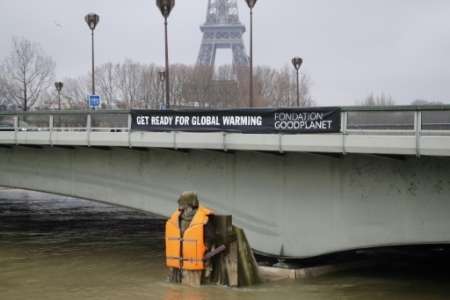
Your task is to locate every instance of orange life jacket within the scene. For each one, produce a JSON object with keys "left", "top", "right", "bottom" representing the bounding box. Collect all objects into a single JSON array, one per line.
[{"left": 165, "top": 206, "right": 214, "bottom": 271}]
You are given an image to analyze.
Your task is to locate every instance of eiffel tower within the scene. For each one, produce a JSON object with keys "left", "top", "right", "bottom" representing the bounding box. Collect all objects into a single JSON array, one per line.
[{"left": 196, "top": 0, "right": 249, "bottom": 67}]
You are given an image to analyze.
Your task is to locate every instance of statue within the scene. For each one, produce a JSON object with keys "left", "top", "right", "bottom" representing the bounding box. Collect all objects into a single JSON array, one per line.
[{"left": 165, "top": 192, "right": 215, "bottom": 285}]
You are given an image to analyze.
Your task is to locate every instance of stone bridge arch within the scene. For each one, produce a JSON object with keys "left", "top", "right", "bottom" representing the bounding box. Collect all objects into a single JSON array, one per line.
[{"left": 1, "top": 146, "right": 450, "bottom": 258}]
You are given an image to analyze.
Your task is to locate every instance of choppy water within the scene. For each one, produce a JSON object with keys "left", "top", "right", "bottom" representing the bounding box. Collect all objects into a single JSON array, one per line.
[{"left": 1, "top": 189, "right": 450, "bottom": 300}]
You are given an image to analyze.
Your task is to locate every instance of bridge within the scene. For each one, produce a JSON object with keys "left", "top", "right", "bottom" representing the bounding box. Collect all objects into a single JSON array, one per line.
[{"left": 1, "top": 106, "right": 450, "bottom": 258}]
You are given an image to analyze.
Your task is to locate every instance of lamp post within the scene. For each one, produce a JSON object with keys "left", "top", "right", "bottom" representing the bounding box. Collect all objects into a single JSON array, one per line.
[
  {"left": 158, "top": 70, "right": 166, "bottom": 109},
  {"left": 84, "top": 13, "right": 100, "bottom": 96},
  {"left": 244, "top": 0, "right": 258, "bottom": 108},
  {"left": 291, "top": 57, "right": 303, "bottom": 107},
  {"left": 54, "top": 82, "right": 64, "bottom": 111},
  {"left": 156, "top": 0, "right": 175, "bottom": 110}
]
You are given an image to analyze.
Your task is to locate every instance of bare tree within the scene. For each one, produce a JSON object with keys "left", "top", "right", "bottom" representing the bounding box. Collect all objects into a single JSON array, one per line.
[
  {"left": 272, "top": 66, "right": 292, "bottom": 107},
  {"left": 208, "top": 65, "right": 240, "bottom": 108},
  {"left": 58, "top": 58, "right": 315, "bottom": 110},
  {"left": 115, "top": 59, "right": 143, "bottom": 109},
  {"left": 250, "top": 65, "right": 314, "bottom": 108},
  {"left": 0, "top": 77, "right": 9, "bottom": 110},
  {"left": 62, "top": 77, "right": 89, "bottom": 109},
  {"left": 139, "top": 64, "right": 159, "bottom": 109},
  {"left": 254, "top": 66, "right": 276, "bottom": 104},
  {"left": 96, "top": 63, "right": 117, "bottom": 109},
  {"left": 411, "top": 99, "right": 444, "bottom": 106},
  {"left": 35, "top": 77, "right": 88, "bottom": 110},
  {"left": 36, "top": 89, "right": 57, "bottom": 110},
  {"left": 182, "top": 65, "right": 215, "bottom": 107},
  {"left": 216, "top": 65, "right": 234, "bottom": 81},
  {"left": 0, "top": 37, "right": 55, "bottom": 111},
  {"left": 170, "top": 64, "right": 191, "bottom": 107},
  {"left": 359, "top": 93, "right": 395, "bottom": 106},
  {"left": 235, "top": 65, "right": 251, "bottom": 107},
  {"left": 297, "top": 72, "right": 314, "bottom": 107}
]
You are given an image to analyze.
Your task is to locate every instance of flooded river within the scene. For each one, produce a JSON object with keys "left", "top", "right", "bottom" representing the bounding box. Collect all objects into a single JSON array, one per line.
[{"left": 1, "top": 189, "right": 450, "bottom": 300}]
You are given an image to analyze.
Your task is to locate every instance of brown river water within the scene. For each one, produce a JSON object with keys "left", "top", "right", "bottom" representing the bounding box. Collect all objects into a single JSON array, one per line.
[{"left": 1, "top": 189, "right": 450, "bottom": 300}]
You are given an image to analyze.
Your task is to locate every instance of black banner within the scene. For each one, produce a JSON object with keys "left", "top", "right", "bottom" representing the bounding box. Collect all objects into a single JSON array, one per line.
[{"left": 131, "top": 108, "right": 341, "bottom": 134}]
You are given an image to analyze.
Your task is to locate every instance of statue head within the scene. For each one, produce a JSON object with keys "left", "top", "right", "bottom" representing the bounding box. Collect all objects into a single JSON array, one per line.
[{"left": 177, "top": 192, "right": 199, "bottom": 212}]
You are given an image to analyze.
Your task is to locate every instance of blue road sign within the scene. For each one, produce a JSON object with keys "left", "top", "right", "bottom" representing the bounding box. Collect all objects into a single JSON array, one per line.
[{"left": 88, "top": 95, "right": 101, "bottom": 109}]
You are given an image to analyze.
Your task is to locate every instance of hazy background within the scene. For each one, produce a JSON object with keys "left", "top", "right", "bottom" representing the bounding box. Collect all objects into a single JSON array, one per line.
[{"left": 1, "top": 0, "right": 449, "bottom": 106}]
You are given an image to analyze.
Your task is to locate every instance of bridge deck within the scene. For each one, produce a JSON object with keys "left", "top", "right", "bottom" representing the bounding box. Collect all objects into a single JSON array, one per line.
[{"left": 1, "top": 107, "right": 450, "bottom": 157}]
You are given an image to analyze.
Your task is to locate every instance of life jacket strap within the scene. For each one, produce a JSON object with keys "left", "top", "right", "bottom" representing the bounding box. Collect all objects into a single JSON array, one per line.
[
  {"left": 167, "top": 237, "right": 197, "bottom": 243},
  {"left": 167, "top": 256, "right": 203, "bottom": 263}
]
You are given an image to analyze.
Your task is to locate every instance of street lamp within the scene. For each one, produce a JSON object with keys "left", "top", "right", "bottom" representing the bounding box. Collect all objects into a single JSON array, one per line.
[
  {"left": 84, "top": 13, "right": 100, "bottom": 96},
  {"left": 54, "top": 82, "right": 64, "bottom": 111},
  {"left": 244, "top": 0, "right": 258, "bottom": 107},
  {"left": 158, "top": 70, "right": 166, "bottom": 109},
  {"left": 156, "top": 0, "right": 175, "bottom": 110},
  {"left": 291, "top": 57, "right": 303, "bottom": 107}
]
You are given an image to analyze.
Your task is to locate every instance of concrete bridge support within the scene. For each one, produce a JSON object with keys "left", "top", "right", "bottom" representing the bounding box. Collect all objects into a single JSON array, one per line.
[{"left": 0, "top": 146, "right": 449, "bottom": 258}]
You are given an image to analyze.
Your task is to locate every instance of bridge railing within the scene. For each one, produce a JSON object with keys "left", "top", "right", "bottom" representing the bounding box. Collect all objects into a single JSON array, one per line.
[
  {"left": 0, "top": 110, "right": 130, "bottom": 133},
  {"left": 0, "top": 115, "right": 15, "bottom": 131},
  {"left": 342, "top": 106, "right": 450, "bottom": 134},
  {"left": 1, "top": 106, "right": 450, "bottom": 156},
  {"left": 421, "top": 111, "right": 450, "bottom": 130},
  {"left": 1, "top": 106, "right": 450, "bottom": 134}
]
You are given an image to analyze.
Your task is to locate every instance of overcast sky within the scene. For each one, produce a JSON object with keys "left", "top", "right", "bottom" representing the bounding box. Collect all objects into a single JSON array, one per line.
[{"left": 1, "top": 0, "right": 449, "bottom": 106}]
